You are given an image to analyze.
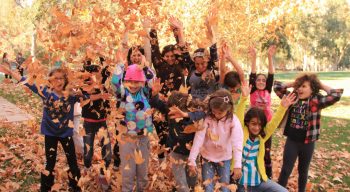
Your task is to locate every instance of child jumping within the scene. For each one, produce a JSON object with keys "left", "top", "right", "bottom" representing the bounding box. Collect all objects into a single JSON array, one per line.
[
  {"left": 274, "top": 73, "right": 343, "bottom": 192},
  {"left": 188, "top": 89, "right": 244, "bottom": 192}
]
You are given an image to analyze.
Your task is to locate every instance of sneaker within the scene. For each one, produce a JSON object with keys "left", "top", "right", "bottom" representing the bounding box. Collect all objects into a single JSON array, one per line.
[{"left": 98, "top": 174, "right": 110, "bottom": 192}]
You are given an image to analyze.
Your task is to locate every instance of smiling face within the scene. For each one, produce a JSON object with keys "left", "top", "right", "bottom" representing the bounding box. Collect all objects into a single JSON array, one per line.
[
  {"left": 49, "top": 71, "right": 66, "bottom": 93},
  {"left": 255, "top": 74, "right": 267, "bottom": 90},
  {"left": 194, "top": 57, "right": 208, "bottom": 73},
  {"left": 297, "top": 81, "right": 312, "bottom": 99},
  {"left": 130, "top": 49, "right": 143, "bottom": 65},
  {"left": 163, "top": 51, "right": 176, "bottom": 65},
  {"left": 124, "top": 80, "right": 144, "bottom": 94},
  {"left": 248, "top": 117, "right": 262, "bottom": 137}
]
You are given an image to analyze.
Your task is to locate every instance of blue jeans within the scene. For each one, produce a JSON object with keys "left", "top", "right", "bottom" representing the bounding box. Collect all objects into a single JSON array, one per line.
[
  {"left": 83, "top": 121, "right": 112, "bottom": 169},
  {"left": 237, "top": 179, "right": 288, "bottom": 192},
  {"left": 170, "top": 152, "right": 197, "bottom": 192},
  {"left": 202, "top": 158, "right": 231, "bottom": 192}
]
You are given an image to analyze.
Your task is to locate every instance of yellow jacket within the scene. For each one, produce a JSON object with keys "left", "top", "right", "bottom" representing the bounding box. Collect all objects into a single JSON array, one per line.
[{"left": 231, "top": 96, "right": 287, "bottom": 181}]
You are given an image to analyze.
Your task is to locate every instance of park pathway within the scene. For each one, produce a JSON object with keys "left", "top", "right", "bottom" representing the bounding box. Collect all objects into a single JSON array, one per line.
[{"left": 0, "top": 96, "right": 33, "bottom": 122}]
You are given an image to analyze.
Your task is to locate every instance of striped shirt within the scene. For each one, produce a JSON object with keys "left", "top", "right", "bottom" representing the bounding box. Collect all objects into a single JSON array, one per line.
[{"left": 240, "top": 138, "right": 261, "bottom": 186}]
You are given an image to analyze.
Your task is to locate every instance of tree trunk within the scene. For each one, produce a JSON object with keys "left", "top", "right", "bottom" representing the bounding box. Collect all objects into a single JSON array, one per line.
[{"left": 31, "top": 30, "right": 37, "bottom": 60}]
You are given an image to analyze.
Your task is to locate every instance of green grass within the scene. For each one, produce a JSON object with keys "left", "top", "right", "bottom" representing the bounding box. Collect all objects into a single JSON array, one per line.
[{"left": 274, "top": 71, "right": 350, "bottom": 80}]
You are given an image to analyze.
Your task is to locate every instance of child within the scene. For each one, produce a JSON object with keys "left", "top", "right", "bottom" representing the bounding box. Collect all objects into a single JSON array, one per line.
[
  {"left": 248, "top": 45, "right": 276, "bottom": 178},
  {"left": 111, "top": 58, "right": 154, "bottom": 192},
  {"left": 0, "top": 66, "right": 107, "bottom": 192},
  {"left": 184, "top": 13, "right": 219, "bottom": 100},
  {"left": 188, "top": 89, "right": 244, "bottom": 192},
  {"left": 149, "top": 16, "right": 187, "bottom": 162},
  {"left": 150, "top": 79, "right": 206, "bottom": 192},
  {"left": 80, "top": 61, "right": 112, "bottom": 191},
  {"left": 235, "top": 82, "right": 294, "bottom": 192},
  {"left": 274, "top": 74, "right": 343, "bottom": 192}
]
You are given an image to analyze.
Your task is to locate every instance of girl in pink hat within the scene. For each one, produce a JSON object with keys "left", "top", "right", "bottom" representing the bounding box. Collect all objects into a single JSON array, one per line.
[{"left": 111, "top": 53, "right": 154, "bottom": 192}]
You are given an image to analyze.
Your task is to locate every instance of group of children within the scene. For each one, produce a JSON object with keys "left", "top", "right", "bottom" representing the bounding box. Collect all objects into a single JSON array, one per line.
[{"left": 0, "top": 16, "right": 344, "bottom": 192}]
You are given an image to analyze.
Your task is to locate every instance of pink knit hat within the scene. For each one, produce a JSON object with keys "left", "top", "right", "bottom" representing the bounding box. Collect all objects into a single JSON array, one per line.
[{"left": 124, "top": 64, "right": 146, "bottom": 82}]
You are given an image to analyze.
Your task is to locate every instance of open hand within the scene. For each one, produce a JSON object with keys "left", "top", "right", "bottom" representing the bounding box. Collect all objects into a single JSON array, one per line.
[
  {"left": 281, "top": 92, "right": 297, "bottom": 108},
  {"left": 152, "top": 78, "right": 163, "bottom": 96},
  {"left": 268, "top": 45, "right": 277, "bottom": 58},
  {"left": 169, "top": 16, "right": 183, "bottom": 30},
  {"left": 240, "top": 81, "right": 252, "bottom": 97},
  {"left": 168, "top": 106, "right": 188, "bottom": 119}
]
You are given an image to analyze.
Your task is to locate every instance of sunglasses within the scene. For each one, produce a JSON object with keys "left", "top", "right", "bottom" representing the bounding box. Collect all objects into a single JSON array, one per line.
[{"left": 84, "top": 65, "right": 100, "bottom": 73}]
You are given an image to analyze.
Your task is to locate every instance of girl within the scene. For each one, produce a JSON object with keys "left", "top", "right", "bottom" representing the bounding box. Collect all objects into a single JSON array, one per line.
[
  {"left": 150, "top": 79, "right": 206, "bottom": 192},
  {"left": 235, "top": 82, "right": 295, "bottom": 192},
  {"left": 248, "top": 45, "right": 276, "bottom": 178},
  {"left": 149, "top": 16, "right": 187, "bottom": 163},
  {"left": 184, "top": 12, "right": 219, "bottom": 100},
  {"left": 80, "top": 61, "right": 112, "bottom": 191},
  {"left": 274, "top": 74, "right": 343, "bottom": 192},
  {"left": 188, "top": 89, "right": 244, "bottom": 192},
  {"left": 0, "top": 65, "right": 108, "bottom": 192},
  {"left": 111, "top": 55, "right": 154, "bottom": 192}
]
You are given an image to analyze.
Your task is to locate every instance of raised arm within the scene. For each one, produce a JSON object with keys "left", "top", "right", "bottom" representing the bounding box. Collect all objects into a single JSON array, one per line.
[
  {"left": 220, "top": 43, "right": 245, "bottom": 84},
  {"left": 141, "top": 17, "right": 152, "bottom": 64},
  {"left": 267, "top": 45, "right": 276, "bottom": 74},
  {"left": 249, "top": 46, "right": 257, "bottom": 74},
  {"left": 273, "top": 80, "right": 294, "bottom": 99},
  {"left": 149, "top": 29, "right": 163, "bottom": 69},
  {"left": 169, "top": 16, "right": 185, "bottom": 47},
  {"left": 317, "top": 82, "right": 343, "bottom": 109},
  {"left": 264, "top": 93, "right": 296, "bottom": 139}
]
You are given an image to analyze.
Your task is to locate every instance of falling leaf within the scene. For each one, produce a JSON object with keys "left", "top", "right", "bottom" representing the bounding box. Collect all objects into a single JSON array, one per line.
[{"left": 134, "top": 149, "right": 145, "bottom": 164}]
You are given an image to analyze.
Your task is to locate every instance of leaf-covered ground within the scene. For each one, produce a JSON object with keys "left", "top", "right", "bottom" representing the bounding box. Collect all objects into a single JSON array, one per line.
[{"left": 1, "top": 72, "right": 350, "bottom": 191}]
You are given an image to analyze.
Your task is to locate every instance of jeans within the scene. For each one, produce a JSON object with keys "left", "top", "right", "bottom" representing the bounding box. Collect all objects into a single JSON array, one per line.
[
  {"left": 83, "top": 121, "right": 112, "bottom": 169},
  {"left": 120, "top": 134, "right": 150, "bottom": 192},
  {"left": 202, "top": 159, "right": 231, "bottom": 192},
  {"left": 278, "top": 138, "right": 315, "bottom": 192},
  {"left": 170, "top": 151, "right": 197, "bottom": 192},
  {"left": 237, "top": 179, "right": 287, "bottom": 192},
  {"left": 40, "top": 135, "right": 81, "bottom": 192}
]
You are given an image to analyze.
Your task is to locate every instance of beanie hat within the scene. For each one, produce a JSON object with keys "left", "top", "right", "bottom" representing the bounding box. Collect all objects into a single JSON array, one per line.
[{"left": 124, "top": 64, "right": 146, "bottom": 82}]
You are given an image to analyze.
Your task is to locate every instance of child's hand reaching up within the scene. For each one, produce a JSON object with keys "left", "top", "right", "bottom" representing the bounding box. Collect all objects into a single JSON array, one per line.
[
  {"left": 152, "top": 78, "right": 163, "bottom": 97},
  {"left": 240, "top": 81, "right": 252, "bottom": 97},
  {"left": 281, "top": 92, "right": 297, "bottom": 108}
]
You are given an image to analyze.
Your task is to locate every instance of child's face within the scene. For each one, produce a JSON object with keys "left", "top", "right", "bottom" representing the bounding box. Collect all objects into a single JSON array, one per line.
[
  {"left": 255, "top": 75, "right": 267, "bottom": 90},
  {"left": 49, "top": 72, "right": 66, "bottom": 92},
  {"left": 297, "top": 81, "right": 312, "bottom": 99},
  {"left": 248, "top": 117, "right": 262, "bottom": 136},
  {"left": 228, "top": 85, "right": 241, "bottom": 103},
  {"left": 163, "top": 51, "right": 176, "bottom": 65},
  {"left": 212, "top": 108, "right": 228, "bottom": 120},
  {"left": 130, "top": 49, "right": 143, "bottom": 65},
  {"left": 124, "top": 80, "right": 144, "bottom": 94},
  {"left": 194, "top": 57, "right": 208, "bottom": 73}
]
